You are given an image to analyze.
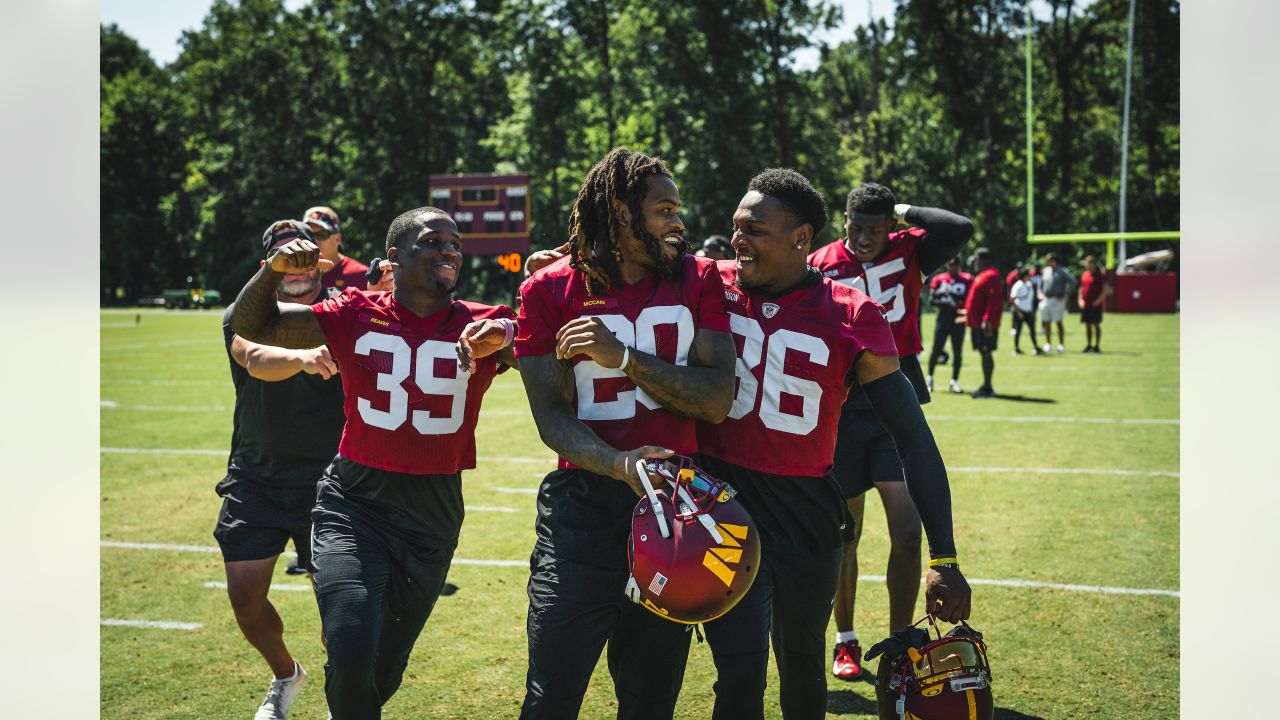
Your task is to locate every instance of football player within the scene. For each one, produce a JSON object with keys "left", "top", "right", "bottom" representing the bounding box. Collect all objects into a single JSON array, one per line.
[
  {"left": 231, "top": 207, "right": 517, "bottom": 720},
  {"left": 496, "top": 147, "right": 735, "bottom": 719},
  {"left": 692, "top": 169, "right": 972, "bottom": 718},
  {"left": 926, "top": 257, "right": 973, "bottom": 394},
  {"left": 216, "top": 220, "right": 345, "bottom": 720},
  {"left": 807, "top": 182, "right": 973, "bottom": 680}
]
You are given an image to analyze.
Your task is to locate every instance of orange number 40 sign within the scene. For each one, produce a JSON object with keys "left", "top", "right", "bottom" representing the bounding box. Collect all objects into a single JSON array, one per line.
[{"left": 496, "top": 253, "right": 523, "bottom": 274}]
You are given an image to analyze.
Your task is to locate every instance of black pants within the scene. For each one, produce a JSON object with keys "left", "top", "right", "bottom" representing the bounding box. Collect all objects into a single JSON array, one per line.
[
  {"left": 1012, "top": 307, "right": 1038, "bottom": 347},
  {"left": 312, "top": 495, "right": 455, "bottom": 719},
  {"left": 520, "top": 469, "right": 692, "bottom": 719},
  {"left": 928, "top": 312, "right": 965, "bottom": 380},
  {"left": 701, "top": 545, "right": 843, "bottom": 720}
]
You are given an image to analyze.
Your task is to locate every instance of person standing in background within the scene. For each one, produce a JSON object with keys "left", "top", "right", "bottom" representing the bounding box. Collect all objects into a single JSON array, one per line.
[
  {"left": 1078, "top": 255, "right": 1113, "bottom": 352},
  {"left": 1008, "top": 268, "right": 1041, "bottom": 355},
  {"left": 304, "top": 206, "right": 370, "bottom": 292}
]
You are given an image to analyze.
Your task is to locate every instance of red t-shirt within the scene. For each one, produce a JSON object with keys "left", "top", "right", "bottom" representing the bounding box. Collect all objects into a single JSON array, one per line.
[
  {"left": 928, "top": 271, "right": 973, "bottom": 309},
  {"left": 1005, "top": 268, "right": 1021, "bottom": 290},
  {"left": 807, "top": 227, "right": 927, "bottom": 355},
  {"left": 698, "top": 263, "right": 898, "bottom": 477},
  {"left": 513, "top": 254, "right": 731, "bottom": 468},
  {"left": 312, "top": 289, "right": 514, "bottom": 474},
  {"left": 1080, "top": 270, "right": 1107, "bottom": 308},
  {"left": 322, "top": 255, "right": 370, "bottom": 291},
  {"left": 964, "top": 267, "right": 1005, "bottom": 328}
]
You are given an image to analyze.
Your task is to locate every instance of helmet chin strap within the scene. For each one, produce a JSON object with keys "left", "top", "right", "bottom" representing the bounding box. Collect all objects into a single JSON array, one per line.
[{"left": 636, "top": 459, "right": 670, "bottom": 539}]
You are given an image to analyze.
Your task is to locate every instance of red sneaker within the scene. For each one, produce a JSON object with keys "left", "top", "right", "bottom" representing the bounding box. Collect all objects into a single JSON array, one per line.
[{"left": 831, "top": 640, "right": 863, "bottom": 680}]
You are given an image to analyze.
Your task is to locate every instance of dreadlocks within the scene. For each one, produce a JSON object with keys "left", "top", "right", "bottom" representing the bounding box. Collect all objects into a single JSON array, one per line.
[{"left": 568, "top": 147, "right": 678, "bottom": 295}]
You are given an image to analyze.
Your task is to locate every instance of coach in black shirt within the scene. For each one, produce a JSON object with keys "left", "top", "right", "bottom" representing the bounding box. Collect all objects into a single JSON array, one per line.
[{"left": 214, "top": 220, "right": 345, "bottom": 720}]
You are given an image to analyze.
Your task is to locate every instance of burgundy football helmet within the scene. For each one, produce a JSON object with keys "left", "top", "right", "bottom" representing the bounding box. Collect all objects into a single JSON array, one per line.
[
  {"left": 625, "top": 455, "right": 761, "bottom": 624},
  {"left": 871, "top": 615, "right": 993, "bottom": 720}
]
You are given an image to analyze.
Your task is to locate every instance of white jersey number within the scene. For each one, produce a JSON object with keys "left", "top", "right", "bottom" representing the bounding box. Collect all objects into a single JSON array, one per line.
[
  {"left": 727, "top": 316, "right": 829, "bottom": 435},
  {"left": 354, "top": 331, "right": 471, "bottom": 434},
  {"left": 572, "top": 306, "right": 694, "bottom": 421},
  {"left": 838, "top": 258, "right": 907, "bottom": 323}
]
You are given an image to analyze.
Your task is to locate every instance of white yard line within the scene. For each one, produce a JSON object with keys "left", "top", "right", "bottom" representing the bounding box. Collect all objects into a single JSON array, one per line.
[
  {"left": 102, "top": 447, "right": 224, "bottom": 456},
  {"left": 101, "top": 618, "right": 202, "bottom": 631},
  {"left": 104, "top": 540, "right": 1175, "bottom": 597},
  {"left": 203, "top": 581, "right": 310, "bottom": 592},
  {"left": 466, "top": 505, "right": 518, "bottom": 513},
  {"left": 495, "top": 487, "right": 540, "bottom": 494},
  {"left": 949, "top": 466, "right": 1178, "bottom": 478},
  {"left": 102, "top": 401, "right": 229, "bottom": 412}
]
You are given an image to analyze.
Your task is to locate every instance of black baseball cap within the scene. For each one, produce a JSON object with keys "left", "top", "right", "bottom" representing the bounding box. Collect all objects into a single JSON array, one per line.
[
  {"left": 261, "top": 220, "right": 315, "bottom": 257},
  {"left": 968, "top": 246, "right": 992, "bottom": 265}
]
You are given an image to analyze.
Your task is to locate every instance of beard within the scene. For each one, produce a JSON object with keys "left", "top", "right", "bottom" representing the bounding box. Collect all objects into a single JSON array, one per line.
[
  {"left": 278, "top": 272, "right": 320, "bottom": 300},
  {"left": 638, "top": 227, "right": 685, "bottom": 282}
]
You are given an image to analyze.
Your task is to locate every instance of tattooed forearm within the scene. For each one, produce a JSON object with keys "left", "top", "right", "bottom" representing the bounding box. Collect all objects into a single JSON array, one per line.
[
  {"left": 624, "top": 328, "right": 735, "bottom": 423},
  {"left": 231, "top": 265, "right": 326, "bottom": 349},
  {"left": 521, "top": 355, "right": 623, "bottom": 479}
]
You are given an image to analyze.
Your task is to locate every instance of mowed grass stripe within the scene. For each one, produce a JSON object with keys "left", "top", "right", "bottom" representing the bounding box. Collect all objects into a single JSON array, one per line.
[{"left": 105, "top": 539, "right": 1178, "bottom": 597}]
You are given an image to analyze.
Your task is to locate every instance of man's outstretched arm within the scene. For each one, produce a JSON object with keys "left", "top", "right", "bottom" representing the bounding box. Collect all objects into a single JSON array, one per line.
[
  {"left": 853, "top": 349, "right": 973, "bottom": 623},
  {"left": 905, "top": 205, "right": 975, "bottom": 273},
  {"left": 231, "top": 239, "right": 328, "bottom": 349}
]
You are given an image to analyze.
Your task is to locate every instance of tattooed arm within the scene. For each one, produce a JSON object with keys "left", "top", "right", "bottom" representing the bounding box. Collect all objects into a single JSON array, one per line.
[
  {"left": 623, "top": 328, "right": 735, "bottom": 423},
  {"left": 553, "top": 319, "right": 735, "bottom": 423},
  {"left": 231, "top": 239, "right": 328, "bottom": 349},
  {"left": 520, "top": 354, "right": 673, "bottom": 495}
]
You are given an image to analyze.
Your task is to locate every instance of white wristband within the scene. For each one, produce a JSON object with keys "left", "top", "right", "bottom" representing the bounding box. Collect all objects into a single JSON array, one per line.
[
  {"left": 498, "top": 318, "right": 516, "bottom": 349},
  {"left": 617, "top": 346, "right": 631, "bottom": 371}
]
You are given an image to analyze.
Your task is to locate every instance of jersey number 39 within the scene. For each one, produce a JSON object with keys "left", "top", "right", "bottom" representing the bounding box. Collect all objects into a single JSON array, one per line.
[{"left": 354, "top": 331, "right": 470, "bottom": 435}]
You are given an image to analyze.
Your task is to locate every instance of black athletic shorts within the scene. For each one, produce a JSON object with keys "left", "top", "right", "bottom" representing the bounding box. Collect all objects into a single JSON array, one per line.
[
  {"left": 212, "top": 474, "right": 316, "bottom": 570},
  {"left": 1080, "top": 307, "right": 1103, "bottom": 323},
  {"left": 832, "top": 406, "right": 903, "bottom": 500},
  {"left": 971, "top": 326, "right": 999, "bottom": 352}
]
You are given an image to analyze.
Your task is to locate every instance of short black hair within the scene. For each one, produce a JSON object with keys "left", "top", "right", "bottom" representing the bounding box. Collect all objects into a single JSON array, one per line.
[
  {"left": 386, "top": 206, "right": 449, "bottom": 252},
  {"left": 747, "top": 168, "right": 827, "bottom": 239},
  {"left": 846, "top": 182, "right": 896, "bottom": 217}
]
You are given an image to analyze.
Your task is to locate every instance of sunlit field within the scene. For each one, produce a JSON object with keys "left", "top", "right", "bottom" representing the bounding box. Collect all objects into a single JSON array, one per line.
[{"left": 101, "top": 308, "right": 1178, "bottom": 719}]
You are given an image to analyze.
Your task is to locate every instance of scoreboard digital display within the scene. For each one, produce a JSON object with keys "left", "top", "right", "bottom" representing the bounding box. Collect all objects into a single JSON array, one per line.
[{"left": 428, "top": 174, "right": 530, "bottom": 263}]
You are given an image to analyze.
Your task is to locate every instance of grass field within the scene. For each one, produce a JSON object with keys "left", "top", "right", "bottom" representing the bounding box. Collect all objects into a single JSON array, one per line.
[{"left": 100, "top": 308, "right": 1179, "bottom": 719}]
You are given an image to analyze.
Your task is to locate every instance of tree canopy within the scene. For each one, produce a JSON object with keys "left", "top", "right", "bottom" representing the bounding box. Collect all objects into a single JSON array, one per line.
[{"left": 101, "top": 0, "right": 1179, "bottom": 305}]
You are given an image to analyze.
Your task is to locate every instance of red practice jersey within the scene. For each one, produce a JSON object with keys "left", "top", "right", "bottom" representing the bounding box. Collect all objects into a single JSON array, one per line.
[
  {"left": 807, "top": 227, "right": 927, "bottom": 355},
  {"left": 964, "top": 267, "right": 1005, "bottom": 329},
  {"left": 514, "top": 254, "right": 731, "bottom": 468},
  {"left": 929, "top": 271, "right": 973, "bottom": 309},
  {"left": 321, "top": 254, "right": 370, "bottom": 291},
  {"left": 698, "top": 263, "right": 898, "bottom": 477},
  {"left": 312, "top": 289, "right": 514, "bottom": 474},
  {"left": 1080, "top": 269, "right": 1107, "bottom": 307}
]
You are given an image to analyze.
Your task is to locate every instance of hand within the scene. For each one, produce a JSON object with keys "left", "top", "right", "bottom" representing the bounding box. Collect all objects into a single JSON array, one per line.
[
  {"left": 614, "top": 446, "right": 676, "bottom": 496},
  {"left": 981, "top": 320, "right": 992, "bottom": 335},
  {"left": 525, "top": 243, "right": 569, "bottom": 278},
  {"left": 370, "top": 262, "right": 397, "bottom": 292},
  {"left": 456, "top": 319, "right": 512, "bottom": 372},
  {"left": 299, "top": 346, "right": 339, "bottom": 380},
  {"left": 924, "top": 565, "right": 972, "bottom": 623},
  {"left": 268, "top": 238, "right": 334, "bottom": 274},
  {"left": 954, "top": 308, "right": 968, "bottom": 324},
  {"left": 555, "top": 317, "right": 626, "bottom": 368},
  {"left": 1078, "top": 299, "right": 1085, "bottom": 310}
]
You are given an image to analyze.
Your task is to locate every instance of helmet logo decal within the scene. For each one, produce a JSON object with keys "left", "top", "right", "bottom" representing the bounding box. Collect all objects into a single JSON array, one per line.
[{"left": 702, "top": 524, "right": 751, "bottom": 587}]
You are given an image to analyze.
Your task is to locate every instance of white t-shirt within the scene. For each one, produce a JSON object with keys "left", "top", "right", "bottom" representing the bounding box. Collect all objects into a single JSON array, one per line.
[{"left": 1010, "top": 279, "right": 1037, "bottom": 312}]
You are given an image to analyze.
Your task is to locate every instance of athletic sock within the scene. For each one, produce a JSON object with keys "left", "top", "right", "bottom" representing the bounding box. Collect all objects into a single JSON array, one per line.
[{"left": 836, "top": 630, "right": 858, "bottom": 644}]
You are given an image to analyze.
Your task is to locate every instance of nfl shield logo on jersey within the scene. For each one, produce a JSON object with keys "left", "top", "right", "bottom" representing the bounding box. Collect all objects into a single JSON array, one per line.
[{"left": 762, "top": 303, "right": 779, "bottom": 319}]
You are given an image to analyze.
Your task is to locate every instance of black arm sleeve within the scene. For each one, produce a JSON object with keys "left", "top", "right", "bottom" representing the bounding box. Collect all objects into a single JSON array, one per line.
[
  {"left": 907, "top": 206, "right": 975, "bottom": 274},
  {"left": 861, "top": 370, "right": 957, "bottom": 556}
]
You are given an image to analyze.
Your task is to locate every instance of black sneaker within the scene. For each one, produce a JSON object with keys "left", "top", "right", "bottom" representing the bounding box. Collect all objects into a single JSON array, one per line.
[
  {"left": 285, "top": 558, "right": 308, "bottom": 576},
  {"left": 971, "top": 387, "right": 995, "bottom": 399}
]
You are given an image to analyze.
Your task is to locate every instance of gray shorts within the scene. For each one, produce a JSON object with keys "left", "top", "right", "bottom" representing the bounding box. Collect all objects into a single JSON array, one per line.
[{"left": 1040, "top": 296, "right": 1066, "bottom": 323}]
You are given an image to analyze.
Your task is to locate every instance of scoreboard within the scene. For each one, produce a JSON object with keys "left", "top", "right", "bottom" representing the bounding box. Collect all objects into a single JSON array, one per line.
[{"left": 428, "top": 173, "right": 529, "bottom": 274}]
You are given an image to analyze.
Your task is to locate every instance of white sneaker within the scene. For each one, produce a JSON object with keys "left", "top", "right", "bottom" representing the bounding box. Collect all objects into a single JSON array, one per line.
[
  {"left": 926, "top": 377, "right": 934, "bottom": 392},
  {"left": 1056, "top": 344, "right": 1065, "bottom": 353},
  {"left": 255, "top": 662, "right": 306, "bottom": 720},
  {"left": 1042, "top": 343, "right": 1051, "bottom": 353},
  {"left": 949, "top": 380, "right": 962, "bottom": 394}
]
